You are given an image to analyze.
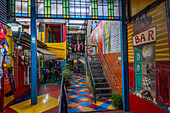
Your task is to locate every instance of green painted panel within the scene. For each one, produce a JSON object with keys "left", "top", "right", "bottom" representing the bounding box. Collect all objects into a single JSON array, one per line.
[{"left": 134, "top": 48, "right": 142, "bottom": 91}]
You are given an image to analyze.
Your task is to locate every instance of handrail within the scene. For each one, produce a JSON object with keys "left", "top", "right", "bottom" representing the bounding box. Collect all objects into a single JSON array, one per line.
[
  {"left": 84, "top": 53, "right": 96, "bottom": 103},
  {"left": 97, "top": 54, "right": 115, "bottom": 93},
  {"left": 58, "top": 76, "right": 68, "bottom": 113},
  {"left": 96, "top": 43, "right": 117, "bottom": 85}
]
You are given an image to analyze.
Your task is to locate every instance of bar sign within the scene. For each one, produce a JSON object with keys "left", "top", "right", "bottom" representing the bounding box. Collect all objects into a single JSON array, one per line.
[{"left": 133, "top": 27, "right": 156, "bottom": 46}]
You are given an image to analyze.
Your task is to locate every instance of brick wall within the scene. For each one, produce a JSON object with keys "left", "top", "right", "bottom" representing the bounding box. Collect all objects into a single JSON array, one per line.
[{"left": 100, "top": 52, "right": 122, "bottom": 94}]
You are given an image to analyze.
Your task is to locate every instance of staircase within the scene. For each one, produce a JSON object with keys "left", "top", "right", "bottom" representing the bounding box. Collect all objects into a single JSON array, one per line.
[{"left": 88, "top": 55, "right": 112, "bottom": 99}]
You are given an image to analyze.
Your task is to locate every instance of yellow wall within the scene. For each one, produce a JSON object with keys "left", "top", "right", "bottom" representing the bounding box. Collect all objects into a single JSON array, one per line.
[
  {"left": 39, "top": 32, "right": 45, "bottom": 43},
  {"left": 127, "top": 2, "right": 170, "bottom": 62},
  {"left": 4, "top": 27, "right": 14, "bottom": 107},
  {"left": 130, "top": 0, "right": 156, "bottom": 16},
  {"left": 45, "top": 42, "right": 66, "bottom": 59}
]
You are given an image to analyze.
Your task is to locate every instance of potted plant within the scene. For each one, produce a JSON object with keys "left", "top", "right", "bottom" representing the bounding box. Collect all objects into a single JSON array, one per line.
[
  {"left": 60, "top": 65, "right": 73, "bottom": 87},
  {"left": 111, "top": 94, "right": 123, "bottom": 110}
]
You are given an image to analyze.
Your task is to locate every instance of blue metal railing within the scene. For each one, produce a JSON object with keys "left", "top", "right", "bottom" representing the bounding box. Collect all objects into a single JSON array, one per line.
[
  {"left": 84, "top": 53, "right": 96, "bottom": 103},
  {"left": 97, "top": 43, "right": 117, "bottom": 86}
]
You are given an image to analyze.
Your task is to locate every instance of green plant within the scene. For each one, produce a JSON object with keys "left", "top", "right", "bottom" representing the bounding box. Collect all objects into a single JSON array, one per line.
[
  {"left": 111, "top": 94, "right": 123, "bottom": 109},
  {"left": 60, "top": 65, "right": 73, "bottom": 87}
]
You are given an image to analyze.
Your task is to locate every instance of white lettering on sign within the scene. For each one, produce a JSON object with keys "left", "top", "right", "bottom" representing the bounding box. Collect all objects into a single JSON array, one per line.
[{"left": 133, "top": 27, "right": 156, "bottom": 46}]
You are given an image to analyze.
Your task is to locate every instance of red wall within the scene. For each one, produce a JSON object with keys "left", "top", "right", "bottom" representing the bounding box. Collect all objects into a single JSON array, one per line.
[
  {"left": 129, "top": 92, "right": 168, "bottom": 113},
  {"left": 90, "top": 21, "right": 103, "bottom": 52},
  {"left": 14, "top": 49, "right": 30, "bottom": 100},
  {"left": 63, "top": 24, "right": 66, "bottom": 42}
]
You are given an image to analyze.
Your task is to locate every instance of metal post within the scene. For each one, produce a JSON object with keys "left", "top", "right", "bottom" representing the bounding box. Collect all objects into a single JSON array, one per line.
[
  {"left": 31, "top": 0, "right": 37, "bottom": 104},
  {"left": 120, "top": 0, "right": 129, "bottom": 111}
]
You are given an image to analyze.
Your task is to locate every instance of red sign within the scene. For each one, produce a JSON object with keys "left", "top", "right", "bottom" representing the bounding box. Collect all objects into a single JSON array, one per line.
[{"left": 133, "top": 27, "right": 156, "bottom": 46}]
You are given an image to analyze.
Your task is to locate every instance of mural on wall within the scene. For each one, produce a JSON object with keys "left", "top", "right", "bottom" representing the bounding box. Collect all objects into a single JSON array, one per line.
[
  {"left": 128, "top": 2, "right": 170, "bottom": 111},
  {"left": 103, "top": 21, "right": 121, "bottom": 54},
  {"left": 95, "top": 29, "right": 99, "bottom": 44},
  {"left": 88, "top": 21, "right": 103, "bottom": 55},
  {"left": 133, "top": 27, "right": 157, "bottom": 103},
  {"left": 71, "top": 34, "right": 85, "bottom": 53},
  {"left": 133, "top": 14, "right": 152, "bottom": 33},
  {"left": 103, "top": 22, "right": 111, "bottom": 54}
]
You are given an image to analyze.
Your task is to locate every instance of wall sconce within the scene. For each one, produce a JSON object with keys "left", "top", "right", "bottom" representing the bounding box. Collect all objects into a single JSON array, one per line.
[{"left": 17, "top": 45, "right": 22, "bottom": 50}]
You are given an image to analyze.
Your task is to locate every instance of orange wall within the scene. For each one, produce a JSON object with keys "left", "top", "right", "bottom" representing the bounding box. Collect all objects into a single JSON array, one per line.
[{"left": 100, "top": 52, "right": 122, "bottom": 94}]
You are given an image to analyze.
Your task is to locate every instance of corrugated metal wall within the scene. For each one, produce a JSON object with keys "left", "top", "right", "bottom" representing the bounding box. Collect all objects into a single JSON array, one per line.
[
  {"left": 0, "top": 0, "right": 7, "bottom": 25},
  {"left": 127, "top": 2, "right": 170, "bottom": 62}
]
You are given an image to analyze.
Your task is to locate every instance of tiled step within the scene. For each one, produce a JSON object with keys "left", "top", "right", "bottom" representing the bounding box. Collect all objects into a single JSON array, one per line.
[
  {"left": 96, "top": 87, "right": 111, "bottom": 90},
  {"left": 96, "top": 93, "right": 112, "bottom": 97}
]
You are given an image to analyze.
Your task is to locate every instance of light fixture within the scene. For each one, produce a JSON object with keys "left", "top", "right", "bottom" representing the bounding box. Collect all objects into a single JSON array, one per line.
[
  {"left": 17, "top": 45, "right": 22, "bottom": 50},
  {"left": 11, "top": 26, "right": 19, "bottom": 32},
  {"left": 7, "top": 18, "right": 22, "bottom": 39}
]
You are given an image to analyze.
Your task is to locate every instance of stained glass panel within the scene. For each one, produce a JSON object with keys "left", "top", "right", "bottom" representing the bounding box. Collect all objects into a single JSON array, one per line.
[{"left": 10, "top": 0, "right": 121, "bottom": 20}]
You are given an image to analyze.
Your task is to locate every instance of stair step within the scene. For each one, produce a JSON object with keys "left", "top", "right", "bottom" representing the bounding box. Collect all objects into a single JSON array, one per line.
[
  {"left": 93, "top": 73, "right": 104, "bottom": 76},
  {"left": 89, "top": 60, "right": 100, "bottom": 62},
  {"left": 96, "top": 93, "right": 112, "bottom": 97},
  {"left": 94, "top": 78, "right": 106, "bottom": 80},
  {"left": 96, "top": 87, "right": 111, "bottom": 90},
  {"left": 91, "top": 66, "right": 102, "bottom": 68},
  {"left": 95, "top": 82, "right": 109, "bottom": 85},
  {"left": 93, "top": 76, "right": 105, "bottom": 78},
  {"left": 90, "top": 66, "right": 102, "bottom": 68},
  {"left": 90, "top": 62, "right": 101, "bottom": 64},
  {"left": 91, "top": 69, "right": 103, "bottom": 74}
]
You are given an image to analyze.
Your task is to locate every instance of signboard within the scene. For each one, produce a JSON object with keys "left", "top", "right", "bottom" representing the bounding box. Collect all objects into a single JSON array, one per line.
[
  {"left": 70, "top": 54, "right": 80, "bottom": 60},
  {"left": 5, "top": 56, "right": 10, "bottom": 64},
  {"left": 133, "top": 27, "right": 156, "bottom": 46}
]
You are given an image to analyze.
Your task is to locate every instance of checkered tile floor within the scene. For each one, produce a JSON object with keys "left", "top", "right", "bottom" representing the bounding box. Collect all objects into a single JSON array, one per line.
[
  {"left": 4, "top": 83, "right": 61, "bottom": 113},
  {"left": 69, "top": 74, "right": 86, "bottom": 88},
  {"left": 67, "top": 73, "right": 117, "bottom": 113}
]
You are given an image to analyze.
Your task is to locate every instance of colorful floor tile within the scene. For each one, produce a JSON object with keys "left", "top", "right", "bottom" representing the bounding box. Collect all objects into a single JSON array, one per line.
[
  {"left": 4, "top": 83, "right": 61, "bottom": 113},
  {"left": 69, "top": 74, "right": 86, "bottom": 88},
  {"left": 67, "top": 73, "right": 116, "bottom": 113}
]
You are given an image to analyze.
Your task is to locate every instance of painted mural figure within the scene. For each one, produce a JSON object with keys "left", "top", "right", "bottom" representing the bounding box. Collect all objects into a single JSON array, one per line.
[
  {"left": 146, "top": 64, "right": 151, "bottom": 76},
  {"left": 104, "top": 22, "right": 111, "bottom": 54},
  {"left": 0, "top": 24, "right": 7, "bottom": 89}
]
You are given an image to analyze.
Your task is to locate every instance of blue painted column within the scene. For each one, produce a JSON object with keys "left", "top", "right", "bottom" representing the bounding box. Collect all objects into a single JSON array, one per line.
[
  {"left": 120, "top": 0, "right": 129, "bottom": 111},
  {"left": 61, "top": 59, "right": 66, "bottom": 70},
  {"left": 31, "top": 0, "right": 37, "bottom": 104},
  {"left": 60, "top": 25, "right": 63, "bottom": 43}
]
